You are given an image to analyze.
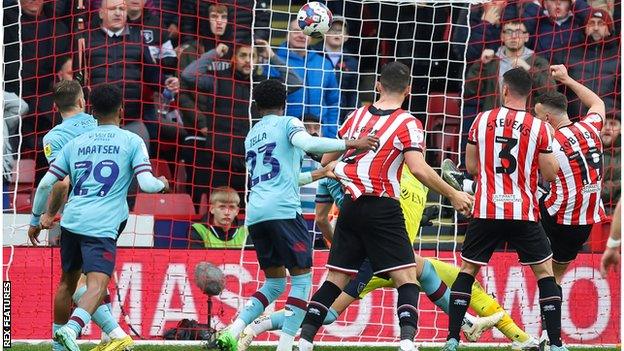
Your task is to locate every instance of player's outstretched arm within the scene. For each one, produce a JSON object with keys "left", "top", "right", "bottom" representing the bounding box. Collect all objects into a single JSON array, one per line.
[
  {"left": 601, "top": 199, "right": 621, "bottom": 277},
  {"left": 290, "top": 130, "right": 379, "bottom": 155},
  {"left": 404, "top": 150, "right": 473, "bottom": 217},
  {"left": 28, "top": 172, "right": 61, "bottom": 245},
  {"left": 299, "top": 161, "right": 337, "bottom": 186},
  {"left": 550, "top": 64, "right": 606, "bottom": 118},
  {"left": 137, "top": 173, "right": 169, "bottom": 193}
]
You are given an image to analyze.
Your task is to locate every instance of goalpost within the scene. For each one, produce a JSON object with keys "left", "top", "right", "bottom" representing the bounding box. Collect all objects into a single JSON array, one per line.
[{"left": 1, "top": 0, "right": 619, "bottom": 347}]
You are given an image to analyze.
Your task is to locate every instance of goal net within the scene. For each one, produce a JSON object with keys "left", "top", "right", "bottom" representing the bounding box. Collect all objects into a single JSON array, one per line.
[{"left": 1, "top": 0, "right": 620, "bottom": 347}]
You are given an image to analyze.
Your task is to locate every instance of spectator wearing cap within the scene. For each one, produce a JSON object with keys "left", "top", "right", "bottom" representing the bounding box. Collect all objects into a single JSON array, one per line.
[
  {"left": 453, "top": 0, "right": 520, "bottom": 64},
  {"left": 310, "top": 17, "right": 359, "bottom": 124},
  {"left": 566, "top": 8, "right": 619, "bottom": 118},
  {"left": 522, "top": 0, "right": 592, "bottom": 64},
  {"left": 601, "top": 112, "right": 621, "bottom": 214},
  {"left": 465, "top": 19, "right": 554, "bottom": 111}
]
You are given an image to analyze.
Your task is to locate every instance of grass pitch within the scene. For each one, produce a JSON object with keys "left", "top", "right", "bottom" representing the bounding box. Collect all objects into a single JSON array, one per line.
[{"left": 8, "top": 344, "right": 619, "bottom": 351}]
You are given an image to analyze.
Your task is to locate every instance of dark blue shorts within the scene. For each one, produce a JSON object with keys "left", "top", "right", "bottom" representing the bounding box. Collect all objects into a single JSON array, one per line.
[
  {"left": 343, "top": 259, "right": 374, "bottom": 299},
  {"left": 248, "top": 214, "right": 312, "bottom": 270},
  {"left": 60, "top": 220, "right": 126, "bottom": 276}
]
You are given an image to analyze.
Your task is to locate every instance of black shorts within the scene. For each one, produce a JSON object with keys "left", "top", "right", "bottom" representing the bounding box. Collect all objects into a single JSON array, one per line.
[
  {"left": 461, "top": 218, "right": 552, "bottom": 266},
  {"left": 60, "top": 220, "right": 126, "bottom": 276},
  {"left": 327, "top": 196, "right": 416, "bottom": 278},
  {"left": 248, "top": 214, "right": 312, "bottom": 270},
  {"left": 539, "top": 201, "right": 593, "bottom": 264}
]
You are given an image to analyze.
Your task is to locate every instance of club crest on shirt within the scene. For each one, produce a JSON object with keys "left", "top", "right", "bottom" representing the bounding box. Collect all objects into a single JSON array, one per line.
[{"left": 142, "top": 30, "right": 154, "bottom": 44}]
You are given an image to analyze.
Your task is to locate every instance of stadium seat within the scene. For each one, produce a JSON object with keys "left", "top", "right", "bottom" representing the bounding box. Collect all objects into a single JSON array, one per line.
[
  {"left": 10, "top": 158, "right": 36, "bottom": 186},
  {"left": 133, "top": 193, "right": 196, "bottom": 218},
  {"left": 425, "top": 93, "right": 462, "bottom": 167},
  {"left": 150, "top": 159, "right": 173, "bottom": 180},
  {"left": 11, "top": 192, "right": 33, "bottom": 213}
]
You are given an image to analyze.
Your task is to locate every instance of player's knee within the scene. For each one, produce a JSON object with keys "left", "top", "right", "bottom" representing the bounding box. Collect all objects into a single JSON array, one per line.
[
  {"left": 326, "top": 270, "right": 351, "bottom": 289},
  {"left": 530, "top": 260, "right": 554, "bottom": 279},
  {"left": 460, "top": 261, "right": 480, "bottom": 276},
  {"left": 389, "top": 267, "right": 417, "bottom": 288}
]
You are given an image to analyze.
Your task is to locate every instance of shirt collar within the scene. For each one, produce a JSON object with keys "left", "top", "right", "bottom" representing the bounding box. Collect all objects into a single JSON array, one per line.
[{"left": 101, "top": 25, "right": 129, "bottom": 37}]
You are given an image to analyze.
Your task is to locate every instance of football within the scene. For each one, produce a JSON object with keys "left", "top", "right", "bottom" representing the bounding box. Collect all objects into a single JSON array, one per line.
[
  {"left": 297, "top": 2, "right": 333, "bottom": 37},
  {"left": 194, "top": 261, "right": 225, "bottom": 296}
]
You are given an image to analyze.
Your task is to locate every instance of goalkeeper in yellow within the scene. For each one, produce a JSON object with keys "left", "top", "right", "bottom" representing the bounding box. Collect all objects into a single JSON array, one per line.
[{"left": 239, "top": 165, "right": 538, "bottom": 350}]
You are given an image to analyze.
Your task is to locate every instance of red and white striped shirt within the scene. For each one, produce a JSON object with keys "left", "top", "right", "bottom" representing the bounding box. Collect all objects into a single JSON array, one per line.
[
  {"left": 543, "top": 113, "right": 607, "bottom": 225},
  {"left": 468, "top": 107, "right": 552, "bottom": 221},
  {"left": 334, "top": 106, "right": 425, "bottom": 199}
]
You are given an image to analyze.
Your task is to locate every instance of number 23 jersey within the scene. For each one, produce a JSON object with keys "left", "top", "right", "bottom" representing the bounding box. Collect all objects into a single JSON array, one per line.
[
  {"left": 468, "top": 107, "right": 552, "bottom": 222},
  {"left": 543, "top": 113, "right": 607, "bottom": 225},
  {"left": 244, "top": 115, "right": 306, "bottom": 226},
  {"left": 49, "top": 125, "right": 153, "bottom": 239}
]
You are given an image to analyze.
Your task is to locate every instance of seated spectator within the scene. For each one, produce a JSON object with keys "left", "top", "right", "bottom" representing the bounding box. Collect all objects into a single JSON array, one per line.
[
  {"left": 179, "top": 2, "right": 233, "bottom": 70},
  {"left": 276, "top": 17, "right": 340, "bottom": 137},
  {"left": 55, "top": 56, "right": 74, "bottom": 82},
  {"left": 453, "top": 0, "right": 520, "bottom": 64},
  {"left": 180, "top": 40, "right": 302, "bottom": 207},
  {"left": 188, "top": 187, "right": 248, "bottom": 249},
  {"left": 522, "top": 0, "right": 592, "bottom": 64},
  {"left": 86, "top": 0, "right": 179, "bottom": 146},
  {"left": 601, "top": 112, "right": 621, "bottom": 214},
  {"left": 567, "top": 8, "right": 619, "bottom": 118},
  {"left": 310, "top": 16, "right": 359, "bottom": 123},
  {"left": 3, "top": 0, "right": 70, "bottom": 181},
  {"left": 465, "top": 19, "right": 554, "bottom": 111}
]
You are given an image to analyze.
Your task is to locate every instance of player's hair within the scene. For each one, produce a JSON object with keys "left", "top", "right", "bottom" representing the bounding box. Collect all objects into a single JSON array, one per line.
[
  {"left": 535, "top": 91, "right": 568, "bottom": 114},
  {"left": 53, "top": 80, "right": 83, "bottom": 113},
  {"left": 379, "top": 62, "right": 411, "bottom": 94},
  {"left": 209, "top": 4, "right": 228, "bottom": 14},
  {"left": 210, "top": 186, "right": 240, "bottom": 205},
  {"left": 502, "top": 68, "right": 532, "bottom": 98},
  {"left": 253, "top": 79, "right": 286, "bottom": 111},
  {"left": 90, "top": 83, "right": 123, "bottom": 119}
]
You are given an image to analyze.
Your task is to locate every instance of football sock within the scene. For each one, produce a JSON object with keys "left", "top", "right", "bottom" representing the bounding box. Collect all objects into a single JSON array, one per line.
[
  {"left": 52, "top": 323, "right": 64, "bottom": 351},
  {"left": 538, "top": 277, "right": 562, "bottom": 347},
  {"left": 300, "top": 281, "right": 342, "bottom": 343},
  {"left": 419, "top": 260, "right": 450, "bottom": 313},
  {"left": 397, "top": 283, "right": 420, "bottom": 343},
  {"left": 234, "top": 277, "right": 286, "bottom": 338},
  {"left": 277, "top": 273, "right": 312, "bottom": 351},
  {"left": 73, "top": 286, "right": 123, "bottom": 337},
  {"left": 67, "top": 307, "right": 92, "bottom": 335},
  {"left": 267, "top": 306, "right": 340, "bottom": 333},
  {"left": 448, "top": 272, "right": 474, "bottom": 341}
]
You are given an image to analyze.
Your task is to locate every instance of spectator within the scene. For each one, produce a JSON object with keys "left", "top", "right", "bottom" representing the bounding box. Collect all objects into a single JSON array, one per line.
[
  {"left": 85, "top": 0, "right": 179, "bottom": 145},
  {"left": 465, "top": 20, "right": 554, "bottom": 111},
  {"left": 567, "top": 8, "right": 620, "bottom": 118},
  {"left": 3, "top": 0, "right": 70, "bottom": 181},
  {"left": 276, "top": 17, "right": 340, "bottom": 137},
  {"left": 601, "top": 112, "right": 621, "bottom": 214},
  {"left": 522, "top": 0, "right": 592, "bottom": 64},
  {"left": 2, "top": 92, "right": 29, "bottom": 184},
  {"left": 310, "top": 16, "right": 359, "bottom": 123},
  {"left": 453, "top": 0, "right": 520, "bottom": 64},
  {"left": 55, "top": 56, "right": 74, "bottom": 83},
  {"left": 179, "top": 2, "right": 233, "bottom": 70},
  {"left": 180, "top": 40, "right": 302, "bottom": 206},
  {"left": 188, "top": 187, "right": 248, "bottom": 249}
]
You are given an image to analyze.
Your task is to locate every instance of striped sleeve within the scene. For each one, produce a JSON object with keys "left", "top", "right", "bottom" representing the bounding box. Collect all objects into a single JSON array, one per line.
[
  {"left": 538, "top": 120, "right": 553, "bottom": 153},
  {"left": 286, "top": 117, "right": 306, "bottom": 143},
  {"left": 47, "top": 145, "right": 69, "bottom": 181},
  {"left": 467, "top": 112, "right": 482, "bottom": 145},
  {"left": 582, "top": 112, "right": 604, "bottom": 132},
  {"left": 131, "top": 137, "right": 153, "bottom": 176},
  {"left": 397, "top": 117, "right": 424, "bottom": 152}
]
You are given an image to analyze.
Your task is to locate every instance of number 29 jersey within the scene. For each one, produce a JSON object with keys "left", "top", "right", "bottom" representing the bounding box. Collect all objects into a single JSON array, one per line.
[
  {"left": 49, "top": 125, "right": 153, "bottom": 239},
  {"left": 543, "top": 113, "right": 607, "bottom": 225},
  {"left": 244, "top": 114, "right": 306, "bottom": 226},
  {"left": 468, "top": 107, "right": 553, "bottom": 222}
]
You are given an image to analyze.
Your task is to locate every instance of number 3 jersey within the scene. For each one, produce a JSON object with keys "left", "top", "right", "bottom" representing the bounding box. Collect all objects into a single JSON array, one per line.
[
  {"left": 48, "top": 125, "right": 153, "bottom": 239},
  {"left": 244, "top": 114, "right": 306, "bottom": 226},
  {"left": 468, "top": 107, "right": 552, "bottom": 221},
  {"left": 543, "top": 113, "right": 607, "bottom": 225}
]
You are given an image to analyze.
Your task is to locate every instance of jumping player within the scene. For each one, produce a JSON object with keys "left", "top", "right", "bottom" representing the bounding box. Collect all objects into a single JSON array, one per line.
[
  {"left": 214, "top": 79, "right": 378, "bottom": 351},
  {"left": 28, "top": 84, "right": 169, "bottom": 351}
]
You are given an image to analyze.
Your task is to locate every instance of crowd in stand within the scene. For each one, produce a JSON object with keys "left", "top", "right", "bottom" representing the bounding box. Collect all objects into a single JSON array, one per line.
[{"left": 2, "top": 0, "right": 621, "bottom": 240}]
